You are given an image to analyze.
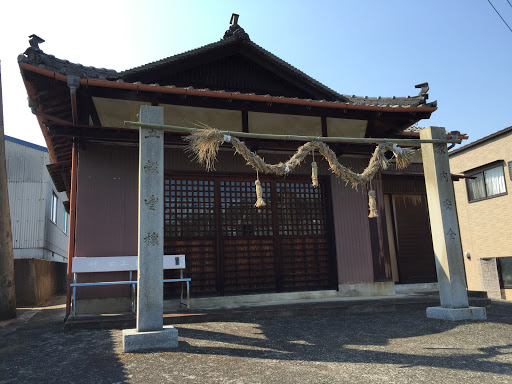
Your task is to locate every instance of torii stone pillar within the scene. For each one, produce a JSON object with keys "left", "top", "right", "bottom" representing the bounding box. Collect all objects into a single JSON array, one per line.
[
  {"left": 420, "top": 126, "right": 486, "bottom": 321},
  {"left": 122, "top": 106, "right": 178, "bottom": 351}
]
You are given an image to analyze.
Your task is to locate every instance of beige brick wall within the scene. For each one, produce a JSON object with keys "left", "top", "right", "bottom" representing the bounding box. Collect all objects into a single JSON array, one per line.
[{"left": 449, "top": 131, "right": 512, "bottom": 291}]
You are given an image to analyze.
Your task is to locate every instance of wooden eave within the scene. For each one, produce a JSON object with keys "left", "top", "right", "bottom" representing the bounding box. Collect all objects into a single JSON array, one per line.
[{"left": 20, "top": 62, "right": 436, "bottom": 195}]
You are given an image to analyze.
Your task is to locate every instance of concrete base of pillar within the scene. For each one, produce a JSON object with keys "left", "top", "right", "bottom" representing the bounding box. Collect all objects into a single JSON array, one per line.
[
  {"left": 122, "top": 326, "right": 178, "bottom": 352},
  {"left": 426, "top": 306, "right": 487, "bottom": 321},
  {"left": 338, "top": 282, "right": 396, "bottom": 297}
]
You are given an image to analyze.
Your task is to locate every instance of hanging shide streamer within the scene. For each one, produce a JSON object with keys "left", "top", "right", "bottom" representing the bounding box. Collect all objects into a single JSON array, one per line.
[{"left": 368, "top": 189, "right": 378, "bottom": 218}]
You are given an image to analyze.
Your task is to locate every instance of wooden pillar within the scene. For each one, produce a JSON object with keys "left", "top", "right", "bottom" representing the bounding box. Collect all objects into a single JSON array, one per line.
[
  {"left": 65, "top": 140, "right": 79, "bottom": 318},
  {"left": 0, "top": 61, "right": 16, "bottom": 320}
]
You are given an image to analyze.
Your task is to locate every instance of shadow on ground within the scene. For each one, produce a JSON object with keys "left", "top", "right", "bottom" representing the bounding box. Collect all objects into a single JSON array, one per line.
[
  {"left": 0, "top": 300, "right": 128, "bottom": 384},
  {"left": 1, "top": 299, "right": 512, "bottom": 383},
  {"left": 169, "top": 301, "right": 512, "bottom": 378}
]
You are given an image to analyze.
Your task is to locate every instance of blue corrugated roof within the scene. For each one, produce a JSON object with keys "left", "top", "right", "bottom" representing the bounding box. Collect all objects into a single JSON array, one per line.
[{"left": 4, "top": 135, "right": 48, "bottom": 153}]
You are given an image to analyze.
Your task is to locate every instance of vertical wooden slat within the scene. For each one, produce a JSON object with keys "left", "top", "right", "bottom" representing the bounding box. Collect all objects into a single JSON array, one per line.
[
  {"left": 392, "top": 194, "right": 436, "bottom": 283},
  {"left": 329, "top": 159, "right": 374, "bottom": 284},
  {"left": 271, "top": 181, "right": 282, "bottom": 292},
  {"left": 65, "top": 140, "right": 78, "bottom": 317},
  {"left": 368, "top": 174, "right": 392, "bottom": 282},
  {"left": 242, "top": 110, "right": 249, "bottom": 133},
  {"left": 323, "top": 180, "right": 339, "bottom": 289},
  {"left": 321, "top": 115, "right": 328, "bottom": 137},
  {"left": 214, "top": 178, "right": 223, "bottom": 295}
]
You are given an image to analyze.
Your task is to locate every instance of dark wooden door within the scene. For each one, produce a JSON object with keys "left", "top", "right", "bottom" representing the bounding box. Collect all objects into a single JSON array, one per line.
[
  {"left": 163, "top": 178, "right": 218, "bottom": 295},
  {"left": 392, "top": 194, "right": 437, "bottom": 283},
  {"left": 163, "top": 174, "right": 335, "bottom": 297},
  {"left": 276, "top": 181, "right": 331, "bottom": 290},
  {"left": 220, "top": 179, "right": 276, "bottom": 293}
]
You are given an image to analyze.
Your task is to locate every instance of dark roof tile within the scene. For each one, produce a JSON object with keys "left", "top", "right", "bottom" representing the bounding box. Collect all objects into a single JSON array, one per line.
[{"left": 19, "top": 26, "right": 436, "bottom": 109}]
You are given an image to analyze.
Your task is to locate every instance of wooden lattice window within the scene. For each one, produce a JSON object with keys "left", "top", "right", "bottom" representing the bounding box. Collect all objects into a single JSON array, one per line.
[
  {"left": 277, "top": 182, "right": 326, "bottom": 236},
  {"left": 164, "top": 179, "right": 215, "bottom": 238},
  {"left": 220, "top": 180, "right": 273, "bottom": 237}
]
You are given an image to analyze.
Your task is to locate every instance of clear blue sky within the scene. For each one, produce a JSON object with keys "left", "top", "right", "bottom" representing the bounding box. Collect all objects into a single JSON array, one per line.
[{"left": 1, "top": 0, "right": 511, "bottom": 146}]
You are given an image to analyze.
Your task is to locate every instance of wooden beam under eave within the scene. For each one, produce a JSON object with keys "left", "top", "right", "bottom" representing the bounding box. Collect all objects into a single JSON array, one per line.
[
  {"left": 60, "top": 170, "right": 70, "bottom": 192},
  {"left": 84, "top": 85, "right": 424, "bottom": 124},
  {"left": 43, "top": 103, "right": 71, "bottom": 115},
  {"left": 89, "top": 96, "right": 102, "bottom": 126}
]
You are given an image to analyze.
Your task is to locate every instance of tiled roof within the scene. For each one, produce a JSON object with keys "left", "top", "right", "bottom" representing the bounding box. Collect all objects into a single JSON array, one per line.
[
  {"left": 18, "top": 24, "right": 436, "bottom": 109},
  {"left": 403, "top": 125, "right": 424, "bottom": 133},
  {"left": 19, "top": 46, "right": 118, "bottom": 80}
]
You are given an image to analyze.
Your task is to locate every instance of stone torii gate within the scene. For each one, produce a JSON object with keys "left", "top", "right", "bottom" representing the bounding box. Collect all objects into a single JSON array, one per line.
[
  {"left": 122, "top": 106, "right": 177, "bottom": 352},
  {"left": 420, "top": 127, "right": 486, "bottom": 321},
  {"left": 122, "top": 107, "right": 485, "bottom": 352}
]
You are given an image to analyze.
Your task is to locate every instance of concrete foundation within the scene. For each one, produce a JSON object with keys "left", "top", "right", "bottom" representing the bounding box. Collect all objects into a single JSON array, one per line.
[
  {"left": 123, "top": 326, "right": 178, "bottom": 352},
  {"left": 75, "top": 298, "right": 132, "bottom": 315},
  {"left": 338, "top": 282, "right": 396, "bottom": 297},
  {"left": 426, "top": 306, "right": 487, "bottom": 321},
  {"left": 395, "top": 282, "right": 438, "bottom": 294}
]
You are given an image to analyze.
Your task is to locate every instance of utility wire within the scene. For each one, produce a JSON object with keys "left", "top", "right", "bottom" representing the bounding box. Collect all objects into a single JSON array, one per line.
[
  {"left": 507, "top": 0, "right": 512, "bottom": 9},
  {"left": 488, "top": 0, "right": 512, "bottom": 33}
]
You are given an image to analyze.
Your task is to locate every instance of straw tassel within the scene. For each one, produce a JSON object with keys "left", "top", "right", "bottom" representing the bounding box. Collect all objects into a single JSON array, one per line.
[
  {"left": 255, "top": 178, "right": 266, "bottom": 207},
  {"left": 311, "top": 150, "right": 319, "bottom": 187},
  {"left": 311, "top": 161, "right": 319, "bottom": 187},
  {"left": 392, "top": 144, "right": 416, "bottom": 169},
  {"left": 368, "top": 189, "right": 378, "bottom": 218}
]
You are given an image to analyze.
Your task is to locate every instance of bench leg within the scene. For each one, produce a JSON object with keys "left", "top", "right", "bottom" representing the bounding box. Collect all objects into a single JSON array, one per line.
[
  {"left": 132, "top": 283, "right": 136, "bottom": 314},
  {"left": 72, "top": 273, "right": 77, "bottom": 317},
  {"left": 187, "top": 281, "right": 190, "bottom": 310}
]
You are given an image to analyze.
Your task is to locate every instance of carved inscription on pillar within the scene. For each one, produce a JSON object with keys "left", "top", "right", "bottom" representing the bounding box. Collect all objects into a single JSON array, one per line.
[
  {"left": 144, "top": 160, "right": 159, "bottom": 174},
  {"left": 144, "top": 129, "right": 161, "bottom": 139},
  {"left": 446, "top": 228, "right": 457, "bottom": 240},
  {"left": 435, "top": 144, "right": 446, "bottom": 155},
  {"left": 442, "top": 199, "right": 453, "bottom": 211},
  {"left": 144, "top": 195, "right": 158, "bottom": 211},
  {"left": 143, "top": 232, "right": 159, "bottom": 246}
]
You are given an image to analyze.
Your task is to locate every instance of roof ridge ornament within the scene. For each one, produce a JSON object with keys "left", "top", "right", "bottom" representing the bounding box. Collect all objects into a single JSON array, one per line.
[
  {"left": 29, "top": 34, "right": 45, "bottom": 51},
  {"left": 223, "top": 13, "right": 250, "bottom": 41},
  {"left": 415, "top": 82, "right": 429, "bottom": 95}
]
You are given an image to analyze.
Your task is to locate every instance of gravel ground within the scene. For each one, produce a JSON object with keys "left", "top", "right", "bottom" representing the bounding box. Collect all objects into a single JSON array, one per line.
[{"left": 1, "top": 299, "right": 511, "bottom": 384}]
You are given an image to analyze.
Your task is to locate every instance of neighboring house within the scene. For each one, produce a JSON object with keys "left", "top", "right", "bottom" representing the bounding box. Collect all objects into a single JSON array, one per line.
[
  {"left": 5, "top": 135, "right": 69, "bottom": 304},
  {"left": 449, "top": 126, "right": 512, "bottom": 300},
  {"left": 19, "top": 17, "right": 444, "bottom": 314}
]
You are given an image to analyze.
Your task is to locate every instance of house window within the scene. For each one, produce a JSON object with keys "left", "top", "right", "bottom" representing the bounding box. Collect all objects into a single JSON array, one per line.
[
  {"left": 63, "top": 211, "right": 69, "bottom": 233},
  {"left": 51, "top": 193, "right": 58, "bottom": 223},
  {"left": 466, "top": 162, "right": 507, "bottom": 202}
]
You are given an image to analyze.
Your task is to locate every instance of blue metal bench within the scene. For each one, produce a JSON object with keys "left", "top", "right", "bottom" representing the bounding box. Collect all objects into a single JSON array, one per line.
[{"left": 70, "top": 254, "right": 190, "bottom": 316}]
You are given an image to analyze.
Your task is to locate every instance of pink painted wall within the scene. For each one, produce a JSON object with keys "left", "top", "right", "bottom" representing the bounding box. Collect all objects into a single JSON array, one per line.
[
  {"left": 74, "top": 143, "right": 379, "bottom": 297},
  {"left": 329, "top": 157, "right": 374, "bottom": 283}
]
